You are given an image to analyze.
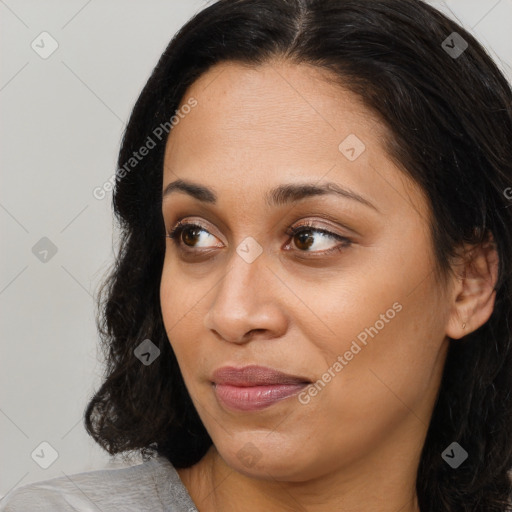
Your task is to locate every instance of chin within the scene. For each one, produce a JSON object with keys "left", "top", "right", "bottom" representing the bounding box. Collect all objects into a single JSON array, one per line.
[{"left": 217, "top": 436, "right": 322, "bottom": 482}]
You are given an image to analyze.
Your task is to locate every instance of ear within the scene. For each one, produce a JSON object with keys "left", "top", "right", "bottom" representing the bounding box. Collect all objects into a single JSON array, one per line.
[{"left": 445, "top": 231, "right": 499, "bottom": 340}]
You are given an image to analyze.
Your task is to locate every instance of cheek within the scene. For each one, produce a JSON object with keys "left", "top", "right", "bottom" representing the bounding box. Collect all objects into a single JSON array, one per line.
[
  {"left": 159, "top": 255, "right": 202, "bottom": 324},
  {"left": 160, "top": 262, "right": 179, "bottom": 335},
  {"left": 160, "top": 262, "right": 191, "bottom": 361},
  {"left": 296, "top": 233, "right": 446, "bottom": 425},
  {"left": 159, "top": 259, "right": 212, "bottom": 380},
  {"left": 291, "top": 291, "right": 445, "bottom": 472}
]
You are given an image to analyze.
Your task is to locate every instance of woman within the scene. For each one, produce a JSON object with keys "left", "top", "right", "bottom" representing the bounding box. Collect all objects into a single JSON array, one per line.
[{"left": 2, "top": 0, "right": 511, "bottom": 510}]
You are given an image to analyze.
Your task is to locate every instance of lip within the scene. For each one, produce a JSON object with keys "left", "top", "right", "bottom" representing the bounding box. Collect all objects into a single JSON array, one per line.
[
  {"left": 211, "top": 365, "right": 311, "bottom": 386},
  {"left": 211, "top": 365, "right": 311, "bottom": 412}
]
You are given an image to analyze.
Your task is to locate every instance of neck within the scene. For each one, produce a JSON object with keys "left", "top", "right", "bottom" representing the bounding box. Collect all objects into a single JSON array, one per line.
[{"left": 177, "top": 434, "right": 423, "bottom": 512}]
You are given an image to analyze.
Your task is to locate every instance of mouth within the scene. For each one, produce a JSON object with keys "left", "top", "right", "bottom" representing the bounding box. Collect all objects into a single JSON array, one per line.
[
  {"left": 211, "top": 364, "right": 311, "bottom": 386},
  {"left": 211, "top": 365, "right": 311, "bottom": 412}
]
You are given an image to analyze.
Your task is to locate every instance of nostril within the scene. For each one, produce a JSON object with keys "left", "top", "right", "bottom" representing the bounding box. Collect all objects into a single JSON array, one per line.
[{"left": 246, "top": 329, "right": 265, "bottom": 336}]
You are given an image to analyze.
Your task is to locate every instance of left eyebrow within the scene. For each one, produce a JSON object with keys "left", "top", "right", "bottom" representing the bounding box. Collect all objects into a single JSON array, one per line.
[{"left": 162, "top": 178, "right": 379, "bottom": 212}]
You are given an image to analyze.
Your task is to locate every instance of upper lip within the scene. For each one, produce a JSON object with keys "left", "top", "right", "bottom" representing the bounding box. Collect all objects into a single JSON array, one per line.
[{"left": 211, "top": 365, "right": 311, "bottom": 386}]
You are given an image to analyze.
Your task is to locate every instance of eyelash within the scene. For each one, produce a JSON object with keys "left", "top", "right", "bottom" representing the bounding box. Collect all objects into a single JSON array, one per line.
[{"left": 165, "top": 220, "right": 353, "bottom": 257}]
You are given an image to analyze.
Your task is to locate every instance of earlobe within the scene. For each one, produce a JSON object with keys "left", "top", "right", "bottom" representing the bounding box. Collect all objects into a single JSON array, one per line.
[{"left": 445, "top": 233, "right": 499, "bottom": 340}]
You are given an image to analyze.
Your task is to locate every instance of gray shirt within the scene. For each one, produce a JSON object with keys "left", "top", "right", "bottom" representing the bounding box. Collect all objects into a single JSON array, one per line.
[{"left": 0, "top": 456, "right": 199, "bottom": 511}]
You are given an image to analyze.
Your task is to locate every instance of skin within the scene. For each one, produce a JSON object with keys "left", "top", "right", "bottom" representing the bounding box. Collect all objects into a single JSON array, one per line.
[{"left": 159, "top": 59, "right": 498, "bottom": 512}]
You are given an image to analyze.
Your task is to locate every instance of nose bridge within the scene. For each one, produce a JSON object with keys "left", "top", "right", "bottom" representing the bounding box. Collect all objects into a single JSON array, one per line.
[
  {"left": 204, "top": 241, "right": 283, "bottom": 342},
  {"left": 216, "top": 241, "right": 268, "bottom": 315}
]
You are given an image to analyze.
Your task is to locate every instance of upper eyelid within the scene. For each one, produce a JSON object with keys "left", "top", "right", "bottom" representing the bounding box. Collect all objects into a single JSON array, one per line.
[{"left": 167, "top": 220, "right": 218, "bottom": 239}]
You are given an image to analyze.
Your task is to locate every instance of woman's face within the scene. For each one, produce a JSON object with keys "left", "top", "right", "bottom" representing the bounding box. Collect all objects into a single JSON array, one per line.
[{"left": 160, "top": 60, "right": 453, "bottom": 482}]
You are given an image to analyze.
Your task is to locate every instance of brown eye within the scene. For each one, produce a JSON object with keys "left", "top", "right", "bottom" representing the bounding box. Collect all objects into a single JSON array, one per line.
[
  {"left": 180, "top": 225, "right": 203, "bottom": 247},
  {"left": 293, "top": 229, "right": 315, "bottom": 251},
  {"left": 166, "top": 221, "right": 222, "bottom": 251},
  {"left": 165, "top": 220, "right": 353, "bottom": 258},
  {"left": 285, "top": 222, "right": 353, "bottom": 256}
]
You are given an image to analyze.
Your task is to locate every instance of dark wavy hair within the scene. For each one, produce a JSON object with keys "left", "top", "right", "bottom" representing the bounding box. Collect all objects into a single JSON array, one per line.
[{"left": 84, "top": 0, "right": 512, "bottom": 510}]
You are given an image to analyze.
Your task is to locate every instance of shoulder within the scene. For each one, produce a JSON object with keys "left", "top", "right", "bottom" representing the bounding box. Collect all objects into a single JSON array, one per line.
[{"left": 0, "top": 456, "right": 197, "bottom": 512}]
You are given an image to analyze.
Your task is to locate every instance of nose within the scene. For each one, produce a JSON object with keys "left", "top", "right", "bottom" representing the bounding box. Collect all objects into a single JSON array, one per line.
[{"left": 203, "top": 247, "right": 288, "bottom": 344}]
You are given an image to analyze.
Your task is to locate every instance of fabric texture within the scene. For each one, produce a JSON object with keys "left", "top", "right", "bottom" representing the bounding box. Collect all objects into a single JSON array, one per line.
[{"left": 0, "top": 455, "right": 199, "bottom": 512}]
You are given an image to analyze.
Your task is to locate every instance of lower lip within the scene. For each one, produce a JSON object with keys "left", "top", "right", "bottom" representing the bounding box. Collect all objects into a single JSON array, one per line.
[{"left": 213, "top": 382, "right": 308, "bottom": 411}]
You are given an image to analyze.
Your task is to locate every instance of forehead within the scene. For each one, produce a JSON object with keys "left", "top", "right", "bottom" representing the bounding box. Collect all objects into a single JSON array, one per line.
[
  {"left": 162, "top": 60, "right": 427, "bottom": 219},
  {"left": 166, "top": 59, "right": 383, "bottom": 156}
]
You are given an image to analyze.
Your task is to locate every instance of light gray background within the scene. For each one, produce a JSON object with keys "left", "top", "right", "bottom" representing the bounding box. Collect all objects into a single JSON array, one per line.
[{"left": 1, "top": 0, "right": 511, "bottom": 500}]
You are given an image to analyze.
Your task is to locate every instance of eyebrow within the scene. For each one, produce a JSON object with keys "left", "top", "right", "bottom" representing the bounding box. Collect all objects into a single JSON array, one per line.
[{"left": 162, "top": 178, "right": 379, "bottom": 212}]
